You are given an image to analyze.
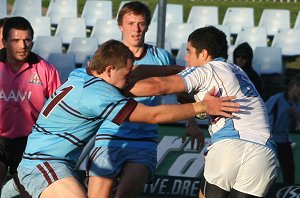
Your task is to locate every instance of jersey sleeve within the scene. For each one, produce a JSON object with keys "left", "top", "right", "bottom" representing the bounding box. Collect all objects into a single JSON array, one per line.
[
  {"left": 177, "top": 66, "right": 212, "bottom": 94},
  {"left": 81, "top": 82, "right": 138, "bottom": 126}
]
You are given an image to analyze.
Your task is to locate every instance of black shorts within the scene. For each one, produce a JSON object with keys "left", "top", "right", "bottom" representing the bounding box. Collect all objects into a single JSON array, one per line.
[{"left": 0, "top": 136, "right": 28, "bottom": 175}]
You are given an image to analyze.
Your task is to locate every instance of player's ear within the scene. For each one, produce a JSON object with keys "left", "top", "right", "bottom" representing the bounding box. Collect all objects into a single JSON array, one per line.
[
  {"left": 105, "top": 65, "right": 115, "bottom": 77},
  {"left": 201, "top": 49, "right": 209, "bottom": 60}
]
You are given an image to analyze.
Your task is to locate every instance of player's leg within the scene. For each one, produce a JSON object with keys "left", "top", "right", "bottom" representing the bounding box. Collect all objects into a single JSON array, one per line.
[
  {"left": 116, "top": 162, "right": 149, "bottom": 198},
  {"left": 116, "top": 147, "right": 156, "bottom": 198},
  {"left": 199, "top": 178, "right": 229, "bottom": 198},
  {"left": 18, "top": 161, "right": 86, "bottom": 198},
  {"left": 0, "top": 161, "right": 7, "bottom": 192},
  {"left": 229, "top": 188, "right": 260, "bottom": 198},
  {"left": 232, "top": 142, "right": 278, "bottom": 197},
  {"left": 0, "top": 137, "right": 9, "bottom": 190},
  {"left": 200, "top": 139, "right": 242, "bottom": 198},
  {"left": 41, "top": 177, "right": 87, "bottom": 198},
  {"left": 87, "top": 176, "right": 115, "bottom": 198},
  {"left": 277, "top": 143, "right": 295, "bottom": 184},
  {"left": 7, "top": 137, "right": 30, "bottom": 197}
]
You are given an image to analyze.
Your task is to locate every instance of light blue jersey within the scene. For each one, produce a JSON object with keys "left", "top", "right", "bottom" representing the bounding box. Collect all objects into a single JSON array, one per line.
[
  {"left": 19, "top": 68, "right": 138, "bottom": 169},
  {"left": 95, "top": 44, "right": 175, "bottom": 150},
  {"left": 178, "top": 59, "right": 276, "bottom": 151}
]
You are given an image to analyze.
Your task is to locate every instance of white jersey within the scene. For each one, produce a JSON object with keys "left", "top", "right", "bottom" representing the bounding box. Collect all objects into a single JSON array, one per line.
[{"left": 178, "top": 59, "right": 275, "bottom": 150}]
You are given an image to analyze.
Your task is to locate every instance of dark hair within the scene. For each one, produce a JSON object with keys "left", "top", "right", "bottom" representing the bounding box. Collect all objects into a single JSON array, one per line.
[
  {"left": 188, "top": 26, "right": 228, "bottom": 60},
  {"left": 2, "top": 16, "right": 34, "bottom": 41},
  {"left": 0, "top": 17, "right": 8, "bottom": 28},
  {"left": 89, "top": 40, "right": 134, "bottom": 74},
  {"left": 117, "top": 1, "right": 151, "bottom": 26}
]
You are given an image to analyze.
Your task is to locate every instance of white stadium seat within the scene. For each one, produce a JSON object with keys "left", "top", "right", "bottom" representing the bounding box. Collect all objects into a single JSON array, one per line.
[
  {"left": 222, "top": 7, "right": 254, "bottom": 35},
  {"left": 46, "top": 0, "right": 77, "bottom": 26},
  {"left": 258, "top": 9, "right": 290, "bottom": 36},
  {"left": 187, "top": 6, "right": 219, "bottom": 29}
]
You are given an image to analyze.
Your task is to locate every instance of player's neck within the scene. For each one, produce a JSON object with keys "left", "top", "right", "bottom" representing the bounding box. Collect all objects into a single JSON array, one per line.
[{"left": 130, "top": 45, "right": 145, "bottom": 58}]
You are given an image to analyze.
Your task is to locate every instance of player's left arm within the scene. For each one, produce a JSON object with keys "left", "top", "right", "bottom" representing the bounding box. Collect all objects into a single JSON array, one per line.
[
  {"left": 125, "top": 74, "right": 186, "bottom": 97},
  {"left": 128, "top": 65, "right": 184, "bottom": 83}
]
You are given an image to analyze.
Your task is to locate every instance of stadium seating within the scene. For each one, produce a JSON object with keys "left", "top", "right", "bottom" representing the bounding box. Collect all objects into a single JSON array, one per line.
[
  {"left": 187, "top": 6, "right": 219, "bottom": 29},
  {"left": 81, "top": 1, "right": 112, "bottom": 28},
  {"left": 11, "top": 0, "right": 42, "bottom": 17},
  {"left": 82, "top": 54, "right": 93, "bottom": 68},
  {"left": 271, "top": 28, "right": 300, "bottom": 56},
  {"left": 252, "top": 47, "right": 283, "bottom": 75},
  {"left": 227, "top": 45, "right": 235, "bottom": 64},
  {"left": 0, "top": 0, "right": 7, "bottom": 17},
  {"left": 151, "top": 3, "right": 183, "bottom": 27},
  {"left": 55, "top": 17, "right": 86, "bottom": 45},
  {"left": 145, "top": 22, "right": 158, "bottom": 43},
  {"left": 46, "top": 0, "right": 77, "bottom": 26},
  {"left": 165, "top": 22, "right": 194, "bottom": 50},
  {"left": 118, "top": 1, "right": 130, "bottom": 13},
  {"left": 176, "top": 42, "right": 187, "bottom": 66},
  {"left": 234, "top": 27, "right": 268, "bottom": 50},
  {"left": 27, "top": 17, "right": 52, "bottom": 40},
  {"left": 216, "top": 25, "right": 232, "bottom": 46},
  {"left": 90, "top": 19, "right": 122, "bottom": 45},
  {"left": 47, "top": 53, "right": 76, "bottom": 83},
  {"left": 258, "top": 9, "right": 290, "bottom": 36},
  {"left": 294, "top": 11, "right": 300, "bottom": 29},
  {"left": 32, "top": 36, "right": 63, "bottom": 60},
  {"left": 222, "top": 7, "right": 254, "bottom": 35},
  {"left": 67, "top": 37, "right": 98, "bottom": 66}
]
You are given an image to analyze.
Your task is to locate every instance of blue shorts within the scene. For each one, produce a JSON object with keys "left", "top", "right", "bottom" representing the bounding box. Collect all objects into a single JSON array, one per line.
[
  {"left": 17, "top": 161, "right": 79, "bottom": 198},
  {"left": 87, "top": 147, "right": 156, "bottom": 181}
]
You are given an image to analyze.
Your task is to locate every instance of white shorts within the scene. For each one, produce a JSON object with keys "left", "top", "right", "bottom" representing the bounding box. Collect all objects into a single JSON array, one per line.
[{"left": 204, "top": 139, "right": 278, "bottom": 197}]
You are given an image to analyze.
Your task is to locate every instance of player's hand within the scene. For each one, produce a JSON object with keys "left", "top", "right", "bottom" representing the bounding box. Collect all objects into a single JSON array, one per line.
[
  {"left": 202, "top": 87, "right": 240, "bottom": 118},
  {"left": 182, "top": 119, "right": 205, "bottom": 150}
]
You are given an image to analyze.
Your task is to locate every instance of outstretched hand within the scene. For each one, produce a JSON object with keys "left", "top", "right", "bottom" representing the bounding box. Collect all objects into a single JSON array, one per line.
[{"left": 203, "top": 87, "right": 240, "bottom": 118}]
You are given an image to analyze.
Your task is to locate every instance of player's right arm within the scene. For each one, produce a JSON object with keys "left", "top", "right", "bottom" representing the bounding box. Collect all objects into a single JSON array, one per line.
[{"left": 128, "top": 89, "right": 240, "bottom": 124}]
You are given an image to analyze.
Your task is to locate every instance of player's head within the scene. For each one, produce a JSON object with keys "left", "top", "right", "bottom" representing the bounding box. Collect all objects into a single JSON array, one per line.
[
  {"left": 0, "top": 17, "right": 8, "bottom": 49},
  {"left": 117, "top": 1, "right": 151, "bottom": 47},
  {"left": 2, "top": 17, "right": 34, "bottom": 62},
  {"left": 185, "top": 26, "right": 228, "bottom": 67},
  {"left": 89, "top": 40, "right": 134, "bottom": 89},
  {"left": 2, "top": 16, "right": 34, "bottom": 42},
  {"left": 117, "top": 1, "right": 151, "bottom": 27}
]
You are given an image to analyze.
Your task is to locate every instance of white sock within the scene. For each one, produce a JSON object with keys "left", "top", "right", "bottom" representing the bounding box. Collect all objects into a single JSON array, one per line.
[{"left": 1, "top": 179, "right": 20, "bottom": 198}]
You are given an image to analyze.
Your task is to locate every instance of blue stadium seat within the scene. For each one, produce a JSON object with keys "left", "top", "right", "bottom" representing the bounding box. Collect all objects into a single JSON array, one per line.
[
  {"left": 252, "top": 47, "right": 283, "bottom": 75},
  {"left": 47, "top": 53, "right": 76, "bottom": 83}
]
